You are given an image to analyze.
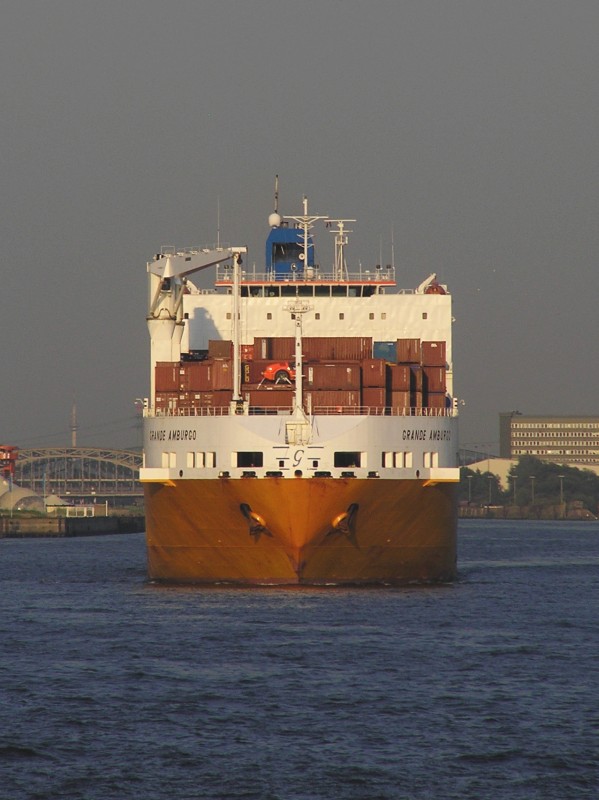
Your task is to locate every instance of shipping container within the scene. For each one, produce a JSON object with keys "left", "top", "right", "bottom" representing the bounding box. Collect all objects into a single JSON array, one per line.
[
  {"left": 303, "top": 336, "right": 372, "bottom": 361},
  {"left": 373, "top": 341, "right": 397, "bottom": 362},
  {"left": 421, "top": 340, "right": 446, "bottom": 366},
  {"left": 396, "top": 338, "right": 421, "bottom": 364},
  {"left": 361, "top": 358, "right": 387, "bottom": 387},
  {"left": 240, "top": 343, "right": 254, "bottom": 361},
  {"left": 427, "top": 392, "right": 449, "bottom": 409},
  {"left": 270, "top": 337, "right": 295, "bottom": 360},
  {"left": 387, "top": 364, "right": 412, "bottom": 391},
  {"left": 410, "top": 365, "right": 424, "bottom": 392},
  {"left": 254, "top": 337, "right": 271, "bottom": 360},
  {"left": 305, "top": 363, "right": 361, "bottom": 390},
  {"left": 244, "top": 389, "right": 294, "bottom": 408},
  {"left": 423, "top": 365, "right": 447, "bottom": 393},
  {"left": 388, "top": 390, "right": 411, "bottom": 410},
  {"left": 209, "top": 359, "right": 234, "bottom": 390},
  {"left": 362, "top": 387, "right": 386, "bottom": 408},
  {"left": 304, "top": 390, "right": 361, "bottom": 411},
  {"left": 208, "top": 340, "right": 233, "bottom": 359},
  {"left": 412, "top": 390, "right": 424, "bottom": 409},
  {"left": 155, "top": 362, "right": 185, "bottom": 392},
  {"left": 185, "top": 361, "right": 212, "bottom": 391}
]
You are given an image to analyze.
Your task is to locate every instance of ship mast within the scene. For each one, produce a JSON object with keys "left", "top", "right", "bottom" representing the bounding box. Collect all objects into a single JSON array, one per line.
[
  {"left": 288, "top": 196, "right": 328, "bottom": 279},
  {"left": 328, "top": 218, "right": 356, "bottom": 281}
]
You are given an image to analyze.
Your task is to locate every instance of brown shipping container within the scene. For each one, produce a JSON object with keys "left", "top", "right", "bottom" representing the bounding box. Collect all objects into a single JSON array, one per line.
[
  {"left": 254, "top": 337, "right": 271, "bottom": 360},
  {"left": 389, "top": 390, "right": 412, "bottom": 410},
  {"left": 154, "top": 391, "right": 180, "bottom": 411},
  {"left": 245, "top": 389, "right": 294, "bottom": 408},
  {"left": 396, "top": 339, "right": 421, "bottom": 364},
  {"left": 421, "top": 340, "right": 447, "bottom": 366},
  {"left": 412, "top": 390, "right": 424, "bottom": 409},
  {"left": 270, "top": 337, "right": 295, "bottom": 360},
  {"left": 361, "top": 358, "right": 386, "bottom": 387},
  {"left": 411, "top": 365, "right": 424, "bottom": 392},
  {"left": 427, "top": 392, "right": 449, "bottom": 409},
  {"left": 304, "top": 390, "right": 361, "bottom": 410},
  {"left": 155, "top": 362, "right": 185, "bottom": 392},
  {"left": 362, "top": 387, "right": 386, "bottom": 408},
  {"left": 305, "top": 363, "right": 361, "bottom": 390},
  {"left": 423, "top": 365, "right": 447, "bottom": 393},
  {"left": 208, "top": 340, "right": 233, "bottom": 359},
  {"left": 185, "top": 362, "right": 212, "bottom": 391},
  {"left": 387, "top": 364, "right": 412, "bottom": 391},
  {"left": 209, "top": 359, "right": 234, "bottom": 390},
  {"left": 303, "top": 337, "right": 372, "bottom": 361}
]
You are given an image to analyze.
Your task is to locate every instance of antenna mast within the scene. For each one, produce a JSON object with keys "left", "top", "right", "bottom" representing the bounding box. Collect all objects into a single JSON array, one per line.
[
  {"left": 288, "top": 196, "right": 328, "bottom": 278},
  {"left": 328, "top": 218, "right": 356, "bottom": 281}
]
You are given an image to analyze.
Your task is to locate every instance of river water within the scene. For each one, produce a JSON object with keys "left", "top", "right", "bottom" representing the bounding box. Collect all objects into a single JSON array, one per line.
[{"left": 0, "top": 520, "right": 597, "bottom": 799}]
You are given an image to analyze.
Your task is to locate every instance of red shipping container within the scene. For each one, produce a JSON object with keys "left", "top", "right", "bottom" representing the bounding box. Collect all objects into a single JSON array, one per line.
[
  {"left": 361, "top": 358, "right": 386, "bottom": 387},
  {"left": 305, "top": 363, "right": 361, "bottom": 390},
  {"left": 421, "top": 340, "right": 446, "bottom": 366},
  {"left": 412, "top": 390, "right": 424, "bottom": 409},
  {"left": 389, "top": 390, "right": 411, "bottom": 410},
  {"left": 185, "top": 361, "right": 212, "bottom": 391},
  {"left": 362, "top": 387, "right": 386, "bottom": 407},
  {"left": 240, "top": 344, "right": 254, "bottom": 361},
  {"left": 411, "top": 365, "right": 424, "bottom": 392},
  {"left": 209, "top": 359, "right": 233, "bottom": 390},
  {"left": 427, "top": 392, "right": 449, "bottom": 409},
  {"left": 423, "top": 365, "right": 447, "bottom": 393},
  {"left": 245, "top": 389, "right": 294, "bottom": 408},
  {"left": 387, "top": 364, "right": 411, "bottom": 391},
  {"left": 270, "top": 337, "right": 295, "bottom": 360},
  {"left": 303, "top": 337, "right": 372, "bottom": 361},
  {"left": 254, "top": 337, "right": 271, "bottom": 359},
  {"left": 304, "top": 390, "right": 361, "bottom": 411},
  {"left": 155, "top": 362, "right": 185, "bottom": 391},
  {"left": 396, "top": 339, "right": 421, "bottom": 364}
]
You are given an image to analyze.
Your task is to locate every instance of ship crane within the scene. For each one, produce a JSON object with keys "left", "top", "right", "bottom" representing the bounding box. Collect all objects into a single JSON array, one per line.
[{"left": 146, "top": 246, "right": 247, "bottom": 406}]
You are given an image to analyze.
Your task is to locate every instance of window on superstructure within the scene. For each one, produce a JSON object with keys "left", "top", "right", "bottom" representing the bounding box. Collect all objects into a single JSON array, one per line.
[
  {"left": 339, "top": 313, "right": 345, "bottom": 320},
  {"left": 236, "top": 452, "right": 264, "bottom": 468},
  {"left": 381, "top": 313, "right": 386, "bottom": 320},
  {"left": 422, "top": 312, "right": 428, "bottom": 320},
  {"left": 267, "top": 313, "right": 272, "bottom": 320},
  {"left": 332, "top": 286, "right": 347, "bottom": 297},
  {"left": 226, "top": 312, "right": 231, "bottom": 320},
  {"left": 315, "top": 313, "right": 321, "bottom": 320},
  {"left": 298, "top": 286, "right": 313, "bottom": 297},
  {"left": 369, "top": 313, "right": 375, "bottom": 320},
  {"left": 334, "top": 452, "right": 361, "bottom": 467},
  {"left": 315, "top": 286, "right": 330, "bottom": 297}
]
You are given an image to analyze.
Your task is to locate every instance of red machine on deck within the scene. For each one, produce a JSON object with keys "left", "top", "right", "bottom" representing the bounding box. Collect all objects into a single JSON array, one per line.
[{"left": 0, "top": 446, "right": 18, "bottom": 479}]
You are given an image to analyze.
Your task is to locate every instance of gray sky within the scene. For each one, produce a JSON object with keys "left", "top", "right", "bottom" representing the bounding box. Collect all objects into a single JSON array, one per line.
[{"left": 2, "top": 0, "right": 598, "bottom": 451}]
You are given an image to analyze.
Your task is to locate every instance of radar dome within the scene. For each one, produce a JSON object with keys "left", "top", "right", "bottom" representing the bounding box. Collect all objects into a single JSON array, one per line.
[{"left": 268, "top": 212, "right": 282, "bottom": 228}]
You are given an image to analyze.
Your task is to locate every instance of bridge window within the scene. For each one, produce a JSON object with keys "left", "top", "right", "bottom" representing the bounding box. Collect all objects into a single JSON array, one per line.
[
  {"left": 236, "top": 452, "right": 264, "bottom": 468},
  {"left": 315, "top": 286, "right": 330, "bottom": 297},
  {"left": 334, "top": 452, "right": 361, "bottom": 468},
  {"left": 332, "top": 286, "right": 347, "bottom": 297}
]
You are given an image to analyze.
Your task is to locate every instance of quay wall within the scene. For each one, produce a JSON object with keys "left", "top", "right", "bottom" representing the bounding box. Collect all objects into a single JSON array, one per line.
[{"left": 0, "top": 516, "right": 145, "bottom": 538}]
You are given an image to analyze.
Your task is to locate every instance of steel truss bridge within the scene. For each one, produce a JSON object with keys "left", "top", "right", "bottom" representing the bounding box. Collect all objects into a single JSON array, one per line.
[{"left": 13, "top": 448, "right": 143, "bottom": 502}]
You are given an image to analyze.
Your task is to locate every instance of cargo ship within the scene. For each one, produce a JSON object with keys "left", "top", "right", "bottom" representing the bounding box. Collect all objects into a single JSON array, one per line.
[{"left": 140, "top": 189, "right": 459, "bottom": 584}]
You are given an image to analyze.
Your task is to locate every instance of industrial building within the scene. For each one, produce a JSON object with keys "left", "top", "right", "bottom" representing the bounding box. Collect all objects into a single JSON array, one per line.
[{"left": 499, "top": 412, "right": 599, "bottom": 466}]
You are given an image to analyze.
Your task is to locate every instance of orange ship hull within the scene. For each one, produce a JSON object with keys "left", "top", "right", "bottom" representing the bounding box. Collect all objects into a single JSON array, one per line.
[{"left": 143, "top": 476, "right": 457, "bottom": 585}]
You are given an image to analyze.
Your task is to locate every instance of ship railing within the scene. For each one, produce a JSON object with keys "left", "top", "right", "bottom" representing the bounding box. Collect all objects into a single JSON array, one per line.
[
  {"left": 150, "top": 406, "right": 456, "bottom": 418},
  {"left": 214, "top": 265, "right": 396, "bottom": 283}
]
